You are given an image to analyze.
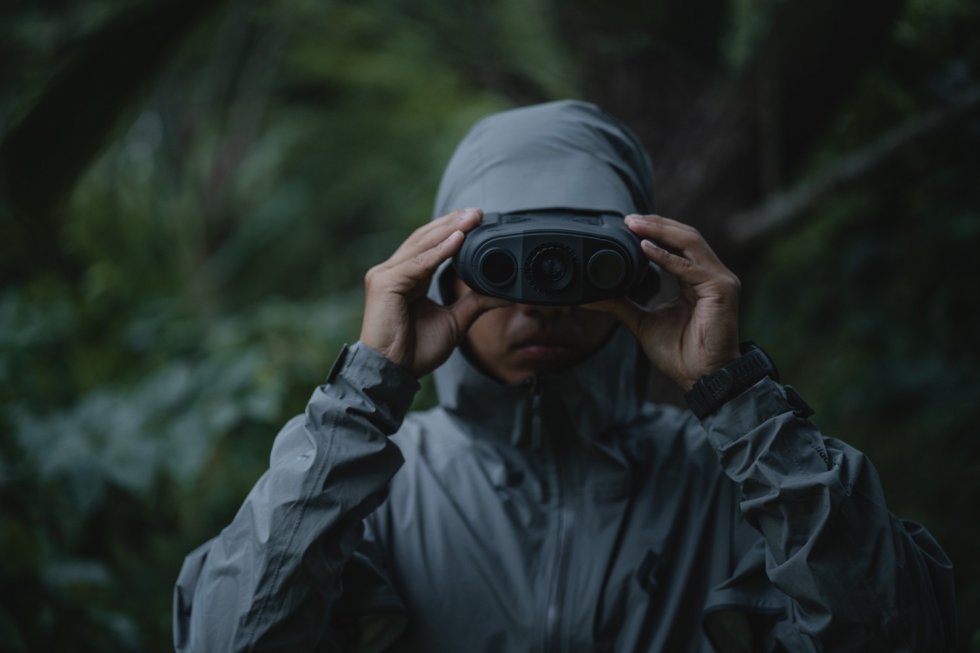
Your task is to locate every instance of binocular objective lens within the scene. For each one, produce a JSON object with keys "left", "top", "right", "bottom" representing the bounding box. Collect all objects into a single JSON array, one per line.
[
  {"left": 528, "top": 244, "right": 575, "bottom": 292},
  {"left": 479, "top": 249, "right": 517, "bottom": 286},
  {"left": 587, "top": 249, "right": 627, "bottom": 289}
]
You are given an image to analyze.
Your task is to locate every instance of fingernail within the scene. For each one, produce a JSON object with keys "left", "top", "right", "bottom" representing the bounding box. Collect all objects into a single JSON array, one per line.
[
  {"left": 641, "top": 239, "right": 658, "bottom": 249},
  {"left": 625, "top": 214, "right": 640, "bottom": 222}
]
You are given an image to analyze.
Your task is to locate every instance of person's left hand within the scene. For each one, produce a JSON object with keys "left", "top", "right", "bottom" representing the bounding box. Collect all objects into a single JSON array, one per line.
[{"left": 587, "top": 214, "right": 741, "bottom": 391}]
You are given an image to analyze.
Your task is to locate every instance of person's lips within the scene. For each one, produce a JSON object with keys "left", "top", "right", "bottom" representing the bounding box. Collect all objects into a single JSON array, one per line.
[{"left": 511, "top": 334, "right": 577, "bottom": 362}]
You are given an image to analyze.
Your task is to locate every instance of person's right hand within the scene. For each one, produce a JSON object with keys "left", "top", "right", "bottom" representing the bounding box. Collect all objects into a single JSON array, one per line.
[{"left": 359, "top": 208, "right": 509, "bottom": 378}]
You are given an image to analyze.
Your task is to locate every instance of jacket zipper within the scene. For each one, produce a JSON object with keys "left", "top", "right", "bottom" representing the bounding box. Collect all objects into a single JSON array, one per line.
[
  {"left": 528, "top": 377, "right": 543, "bottom": 451},
  {"left": 524, "top": 379, "right": 569, "bottom": 651},
  {"left": 531, "top": 378, "right": 567, "bottom": 653},
  {"left": 544, "top": 498, "right": 567, "bottom": 652}
]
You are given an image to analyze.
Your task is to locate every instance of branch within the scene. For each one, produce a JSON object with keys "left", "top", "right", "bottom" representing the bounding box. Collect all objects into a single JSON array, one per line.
[
  {"left": 639, "top": 0, "right": 907, "bottom": 253},
  {"left": 727, "top": 88, "right": 980, "bottom": 245}
]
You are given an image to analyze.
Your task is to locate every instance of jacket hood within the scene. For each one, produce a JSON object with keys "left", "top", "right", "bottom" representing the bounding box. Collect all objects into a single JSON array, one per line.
[
  {"left": 429, "top": 100, "right": 656, "bottom": 446},
  {"left": 433, "top": 100, "right": 654, "bottom": 217}
]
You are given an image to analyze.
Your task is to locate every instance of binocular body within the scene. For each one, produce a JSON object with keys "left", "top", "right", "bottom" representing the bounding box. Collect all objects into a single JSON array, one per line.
[{"left": 453, "top": 210, "right": 661, "bottom": 305}]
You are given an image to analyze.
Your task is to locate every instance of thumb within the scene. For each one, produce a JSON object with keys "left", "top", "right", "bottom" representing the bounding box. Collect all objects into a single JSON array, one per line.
[
  {"left": 448, "top": 289, "right": 511, "bottom": 337},
  {"left": 582, "top": 296, "right": 646, "bottom": 337}
]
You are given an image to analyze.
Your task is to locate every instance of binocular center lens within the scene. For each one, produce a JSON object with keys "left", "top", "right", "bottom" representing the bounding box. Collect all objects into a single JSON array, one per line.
[
  {"left": 528, "top": 244, "right": 575, "bottom": 292},
  {"left": 587, "top": 249, "right": 627, "bottom": 289},
  {"left": 479, "top": 248, "right": 517, "bottom": 286}
]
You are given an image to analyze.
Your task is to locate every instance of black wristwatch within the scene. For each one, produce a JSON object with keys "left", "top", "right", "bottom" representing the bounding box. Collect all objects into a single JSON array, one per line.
[{"left": 684, "top": 342, "right": 779, "bottom": 419}]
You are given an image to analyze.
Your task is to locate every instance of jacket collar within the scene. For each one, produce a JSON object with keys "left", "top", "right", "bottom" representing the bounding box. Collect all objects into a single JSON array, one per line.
[{"left": 432, "top": 324, "right": 648, "bottom": 449}]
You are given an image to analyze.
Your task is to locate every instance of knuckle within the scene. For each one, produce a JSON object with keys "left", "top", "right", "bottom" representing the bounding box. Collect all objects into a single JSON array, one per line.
[
  {"left": 364, "top": 265, "right": 383, "bottom": 287},
  {"left": 411, "top": 253, "right": 429, "bottom": 271},
  {"left": 719, "top": 273, "right": 741, "bottom": 294},
  {"left": 680, "top": 228, "right": 701, "bottom": 246}
]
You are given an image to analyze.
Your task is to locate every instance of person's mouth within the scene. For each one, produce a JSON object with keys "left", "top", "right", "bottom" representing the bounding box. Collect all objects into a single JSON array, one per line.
[{"left": 511, "top": 335, "right": 576, "bottom": 362}]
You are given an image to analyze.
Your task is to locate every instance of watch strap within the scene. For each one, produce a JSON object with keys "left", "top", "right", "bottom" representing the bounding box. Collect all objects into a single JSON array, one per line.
[{"left": 685, "top": 342, "right": 779, "bottom": 419}]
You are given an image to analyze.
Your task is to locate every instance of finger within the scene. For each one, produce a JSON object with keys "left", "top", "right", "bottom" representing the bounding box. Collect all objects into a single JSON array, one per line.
[
  {"left": 389, "top": 228, "right": 467, "bottom": 289},
  {"left": 386, "top": 208, "right": 482, "bottom": 268},
  {"left": 624, "top": 214, "right": 721, "bottom": 264},
  {"left": 386, "top": 209, "right": 474, "bottom": 267},
  {"left": 407, "top": 208, "right": 482, "bottom": 247},
  {"left": 367, "top": 228, "right": 466, "bottom": 299},
  {"left": 625, "top": 215, "right": 731, "bottom": 287},
  {"left": 636, "top": 238, "right": 718, "bottom": 285},
  {"left": 624, "top": 214, "right": 697, "bottom": 239}
]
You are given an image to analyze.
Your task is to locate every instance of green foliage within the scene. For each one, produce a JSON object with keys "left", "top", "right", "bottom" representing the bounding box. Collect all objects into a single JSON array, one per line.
[
  {"left": 0, "top": 1, "right": 523, "bottom": 648},
  {"left": 742, "top": 0, "right": 980, "bottom": 643}
]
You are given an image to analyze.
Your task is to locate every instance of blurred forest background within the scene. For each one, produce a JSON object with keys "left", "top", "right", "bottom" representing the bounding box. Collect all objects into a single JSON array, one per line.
[{"left": 1, "top": 0, "right": 978, "bottom": 650}]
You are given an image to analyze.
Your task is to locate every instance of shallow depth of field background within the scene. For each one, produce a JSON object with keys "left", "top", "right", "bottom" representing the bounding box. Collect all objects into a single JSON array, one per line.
[{"left": 1, "top": 0, "right": 978, "bottom": 650}]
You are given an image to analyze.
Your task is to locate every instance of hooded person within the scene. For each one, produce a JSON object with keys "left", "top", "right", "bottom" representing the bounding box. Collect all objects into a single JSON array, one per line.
[{"left": 173, "top": 100, "right": 956, "bottom": 652}]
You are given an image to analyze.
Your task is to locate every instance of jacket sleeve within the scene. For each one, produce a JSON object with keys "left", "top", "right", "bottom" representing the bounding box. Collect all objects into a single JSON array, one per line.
[
  {"left": 701, "top": 377, "right": 956, "bottom": 652},
  {"left": 173, "top": 343, "right": 419, "bottom": 652}
]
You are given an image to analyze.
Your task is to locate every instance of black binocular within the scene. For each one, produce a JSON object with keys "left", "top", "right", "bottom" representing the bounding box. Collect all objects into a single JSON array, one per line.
[{"left": 452, "top": 210, "right": 661, "bottom": 306}]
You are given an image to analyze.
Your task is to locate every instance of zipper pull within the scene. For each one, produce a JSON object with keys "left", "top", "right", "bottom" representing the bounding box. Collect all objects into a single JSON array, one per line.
[{"left": 529, "top": 378, "right": 543, "bottom": 451}]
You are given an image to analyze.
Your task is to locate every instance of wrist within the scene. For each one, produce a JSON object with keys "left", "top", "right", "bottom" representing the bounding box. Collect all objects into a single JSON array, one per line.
[
  {"left": 358, "top": 327, "right": 412, "bottom": 372},
  {"left": 680, "top": 354, "right": 741, "bottom": 391},
  {"left": 684, "top": 342, "right": 779, "bottom": 419},
  {"left": 321, "top": 343, "right": 422, "bottom": 428},
  {"left": 677, "top": 347, "right": 741, "bottom": 391}
]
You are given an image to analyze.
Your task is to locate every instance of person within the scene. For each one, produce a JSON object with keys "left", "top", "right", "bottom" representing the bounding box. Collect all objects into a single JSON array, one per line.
[{"left": 173, "top": 100, "right": 956, "bottom": 652}]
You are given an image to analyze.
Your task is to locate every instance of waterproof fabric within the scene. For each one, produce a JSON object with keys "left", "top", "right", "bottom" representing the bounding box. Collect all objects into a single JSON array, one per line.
[{"left": 174, "top": 101, "right": 956, "bottom": 652}]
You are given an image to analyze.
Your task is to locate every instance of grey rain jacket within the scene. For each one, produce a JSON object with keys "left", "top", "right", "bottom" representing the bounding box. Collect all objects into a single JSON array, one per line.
[{"left": 174, "top": 101, "right": 956, "bottom": 652}]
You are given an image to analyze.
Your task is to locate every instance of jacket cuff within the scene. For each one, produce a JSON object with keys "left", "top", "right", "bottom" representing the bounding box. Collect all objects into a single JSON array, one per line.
[
  {"left": 323, "top": 342, "right": 421, "bottom": 425},
  {"left": 699, "top": 377, "right": 813, "bottom": 450}
]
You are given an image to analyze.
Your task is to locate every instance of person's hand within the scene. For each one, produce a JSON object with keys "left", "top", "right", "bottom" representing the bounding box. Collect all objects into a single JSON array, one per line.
[
  {"left": 359, "top": 208, "right": 509, "bottom": 378},
  {"left": 588, "top": 214, "right": 741, "bottom": 390}
]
